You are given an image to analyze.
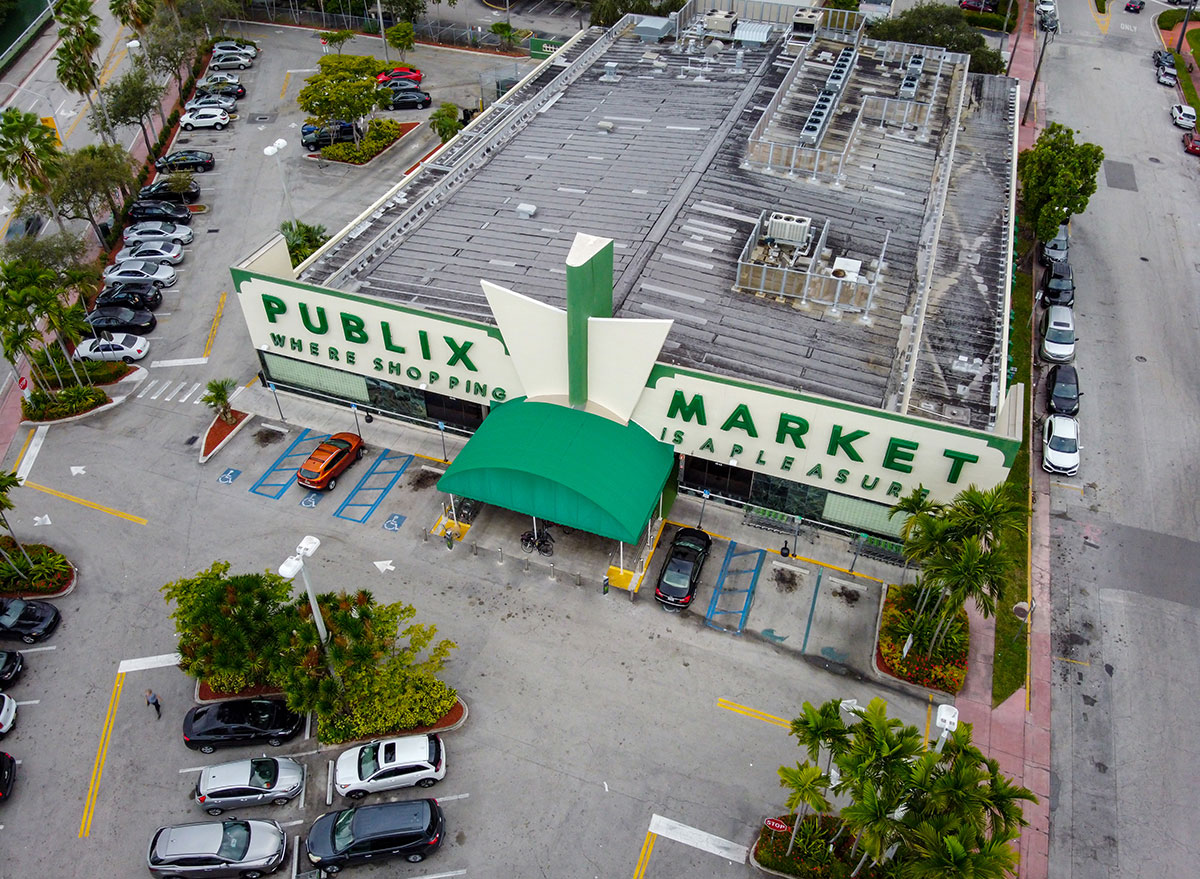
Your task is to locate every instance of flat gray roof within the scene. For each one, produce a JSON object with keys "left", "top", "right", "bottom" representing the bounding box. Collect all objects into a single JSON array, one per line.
[{"left": 300, "top": 21, "right": 1016, "bottom": 430}]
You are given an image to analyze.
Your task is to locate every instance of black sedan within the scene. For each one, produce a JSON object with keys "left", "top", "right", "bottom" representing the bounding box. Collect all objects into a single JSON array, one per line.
[
  {"left": 183, "top": 698, "right": 304, "bottom": 754},
  {"left": 139, "top": 179, "right": 201, "bottom": 204},
  {"left": 154, "top": 150, "right": 214, "bottom": 173},
  {"left": 84, "top": 307, "right": 157, "bottom": 336},
  {"left": 197, "top": 82, "right": 245, "bottom": 100},
  {"left": 1046, "top": 364, "right": 1081, "bottom": 416},
  {"left": 654, "top": 527, "right": 712, "bottom": 609},
  {"left": 0, "top": 752, "right": 13, "bottom": 802},
  {"left": 387, "top": 90, "right": 431, "bottom": 110},
  {"left": 129, "top": 200, "right": 192, "bottom": 225},
  {"left": 0, "top": 598, "right": 61, "bottom": 644},
  {"left": 1039, "top": 261, "right": 1074, "bottom": 308},
  {"left": 97, "top": 285, "right": 162, "bottom": 311},
  {"left": 0, "top": 651, "right": 22, "bottom": 685}
]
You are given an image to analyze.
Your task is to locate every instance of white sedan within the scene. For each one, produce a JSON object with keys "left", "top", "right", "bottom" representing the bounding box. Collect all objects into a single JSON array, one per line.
[
  {"left": 1042, "top": 414, "right": 1081, "bottom": 476},
  {"left": 180, "top": 108, "right": 229, "bottom": 131},
  {"left": 74, "top": 334, "right": 149, "bottom": 363},
  {"left": 123, "top": 221, "right": 193, "bottom": 246},
  {"left": 102, "top": 259, "right": 176, "bottom": 288},
  {"left": 114, "top": 240, "right": 184, "bottom": 266}
]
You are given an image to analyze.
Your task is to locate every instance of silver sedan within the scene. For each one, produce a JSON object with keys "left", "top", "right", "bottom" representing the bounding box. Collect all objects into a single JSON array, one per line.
[
  {"left": 114, "top": 240, "right": 184, "bottom": 265},
  {"left": 101, "top": 259, "right": 177, "bottom": 287},
  {"left": 124, "top": 220, "right": 194, "bottom": 246}
]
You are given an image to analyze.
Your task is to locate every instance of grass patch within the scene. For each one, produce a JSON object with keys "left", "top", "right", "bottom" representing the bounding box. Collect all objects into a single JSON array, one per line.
[
  {"left": 1157, "top": 8, "right": 1188, "bottom": 29},
  {"left": 991, "top": 237, "right": 1033, "bottom": 706},
  {"left": 1096, "top": 0, "right": 1106, "bottom": 12},
  {"left": 1175, "top": 51, "right": 1199, "bottom": 109}
]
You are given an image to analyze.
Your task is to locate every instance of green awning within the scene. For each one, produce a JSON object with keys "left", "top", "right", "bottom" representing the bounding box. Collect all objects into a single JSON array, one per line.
[{"left": 437, "top": 398, "right": 674, "bottom": 543}]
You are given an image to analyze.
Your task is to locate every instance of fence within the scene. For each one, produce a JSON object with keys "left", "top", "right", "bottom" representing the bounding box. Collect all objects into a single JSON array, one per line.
[{"left": 0, "top": 0, "right": 53, "bottom": 73}]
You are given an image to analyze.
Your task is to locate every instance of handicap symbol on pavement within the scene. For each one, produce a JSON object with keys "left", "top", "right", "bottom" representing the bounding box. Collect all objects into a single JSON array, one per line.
[
  {"left": 299, "top": 491, "right": 324, "bottom": 509},
  {"left": 382, "top": 514, "right": 406, "bottom": 532},
  {"left": 217, "top": 468, "right": 241, "bottom": 485}
]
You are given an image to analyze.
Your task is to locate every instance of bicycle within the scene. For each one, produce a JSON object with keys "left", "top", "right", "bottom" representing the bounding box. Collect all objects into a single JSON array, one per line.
[{"left": 520, "top": 528, "right": 555, "bottom": 557}]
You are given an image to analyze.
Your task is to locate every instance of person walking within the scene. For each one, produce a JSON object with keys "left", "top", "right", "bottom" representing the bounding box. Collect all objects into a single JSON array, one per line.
[{"left": 146, "top": 689, "right": 162, "bottom": 720}]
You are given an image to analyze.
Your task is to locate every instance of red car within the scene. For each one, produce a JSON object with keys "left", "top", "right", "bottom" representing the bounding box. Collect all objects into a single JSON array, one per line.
[
  {"left": 296, "top": 432, "right": 365, "bottom": 490},
  {"left": 376, "top": 65, "right": 423, "bottom": 84},
  {"left": 1184, "top": 132, "right": 1200, "bottom": 156}
]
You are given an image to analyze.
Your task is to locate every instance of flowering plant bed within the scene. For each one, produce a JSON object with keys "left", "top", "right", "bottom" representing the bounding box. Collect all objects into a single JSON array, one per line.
[
  {"left": 0, "top": 540, "right": 76, "bottom": 596},
  {"left": 877, "top": 585, "right": 967, "bottom": 693},
  {"left": 317, "top": 120, "right": 418, "bottom": 165},
  {"left": 753, "top": 813, "right": 890, "bottom": 878},
  {"left": 201, "top": 409, "right": 249, "bottom": 458}
]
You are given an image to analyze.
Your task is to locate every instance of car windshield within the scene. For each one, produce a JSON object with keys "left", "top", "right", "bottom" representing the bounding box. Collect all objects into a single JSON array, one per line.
[
  {"left": 332, "top": 809, "right": 357, "bottom": 852},
  {"left": 249, "top": 758, "right": 278, "bottom": 789},
  {"left": 1048, "top": 433, "right": 1078, "bottom": 453},
  {"left": 358, "top": 743, "right": 380, "bottom": 780},
  {"left": 1053, "top": 377, "right": 1077, "bottom": 397},
  {"left": 0, "top": 599, "right": 26, "bottom": 627},
  {"left": 660, "top": 557, "right": 695, "bottom": 594},
  {"left": 217, "top": 821, "right": 251, "bottom": 861},
  {"left": 1047, "top": 277, "right": 1072, "bottom": 291},
  {"left": 1045, "top": 326, "right": 1074, "bottom": 344}
]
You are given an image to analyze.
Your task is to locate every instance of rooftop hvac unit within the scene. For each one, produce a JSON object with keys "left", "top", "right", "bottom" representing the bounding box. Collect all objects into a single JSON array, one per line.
[
  {"left": 907, "top": 54, "right": 925, "bottom": 75},
  {"left": 705, "top": 10, "right": 738, "bottom": 34},
  {"left": 767, "top": 212, "right": 813, "bottom": 247}
]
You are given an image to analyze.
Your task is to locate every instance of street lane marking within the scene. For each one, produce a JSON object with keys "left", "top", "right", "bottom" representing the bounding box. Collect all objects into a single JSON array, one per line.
[
  {"left": 150, "top": 381, "right": 169, "bottom": 399},
  {"left": 204, "top": 291, "right": 227, "bottom": 358},
  {"left": 15, "top": 425, "right": 47, "bottom": 484},
  {"left": 19, "top": 645, "right": 55, "bottom": 653},
  {"left": 21, "top": 481, "right": 148, "bottom": 525},
  {"left": 117, "top": 653, "right": 180, "bottom": 673},
  {"left": 717, "top": 697, "right": 790, "bottom": 728},
  {"left": 280, "top": 71, "right": 290, "bottom": 99},
  {"left": 1056, "top": 656, "right": 1090, "bottom": 666},
  {"left": 647, "top": 813, "right": 748, "bottom": 862},
  {"left": 80, "top": 670, "right": 124, "bottom": 837},
  {"left": 152, "top": 357, "right": 209, "bottom": 367},
  {"left": 13, "top": 427, "right": 36, "bottom": 476},
  {"left": 137, "top": 379, "right": 158, "bottom": 397},
  {"left": 632, "top": 829, "right": 656, "bottom": 879}
]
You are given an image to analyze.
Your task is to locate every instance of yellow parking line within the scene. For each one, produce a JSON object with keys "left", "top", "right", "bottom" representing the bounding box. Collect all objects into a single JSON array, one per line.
[
  {"left": 204, "top": 291, "right": 227, "bottom": 358},
  {"left": 631, "top": 830, "right": 656, "bottom": 879},
  {"left": 717, "top": 697, "right": 791, "bottom": 728},
  {"left": 79, "top": 670, "right": 124, "bottom": 837},
  {"left": 280, "top": 71, "right": 291, "bottom": 99},
  {"left": 21, "top": 480, "right": 148, "bottom": 524},
  {"left": 1056, "top": 656, "right": 1089, "bottom": 666},
  {"left": 924, "top": 693, "right": 933, "bottom": 749},
  {"left": 12, "top": 428, "right": 34, "bottom": 470}
]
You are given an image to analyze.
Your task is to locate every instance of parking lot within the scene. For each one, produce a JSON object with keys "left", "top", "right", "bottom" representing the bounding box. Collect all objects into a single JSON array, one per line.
[{"left": 0, "top": 23, "right": 930, "bottom": 879}]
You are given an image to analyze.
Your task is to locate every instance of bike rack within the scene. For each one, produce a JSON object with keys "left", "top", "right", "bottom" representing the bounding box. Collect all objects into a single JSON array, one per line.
[{"left": 705, "top": 542, "right": 766, "bottom": 634}]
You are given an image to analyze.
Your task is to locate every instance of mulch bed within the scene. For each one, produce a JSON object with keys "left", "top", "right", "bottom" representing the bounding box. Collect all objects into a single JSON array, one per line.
[
  {"left": 202, "top": 410, "right": 249, "bottom": 456},
  {"left": 198, "top": 679, "right": 280, "bottom": 701}
]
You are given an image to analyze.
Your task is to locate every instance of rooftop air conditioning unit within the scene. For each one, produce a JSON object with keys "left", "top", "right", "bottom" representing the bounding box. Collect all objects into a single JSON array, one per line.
[
  {"left": 767, "top": 212, "right": 813, "bottom": 247},
  {"left": 705, "top": 10, "right": 738, "bottom": 34}
]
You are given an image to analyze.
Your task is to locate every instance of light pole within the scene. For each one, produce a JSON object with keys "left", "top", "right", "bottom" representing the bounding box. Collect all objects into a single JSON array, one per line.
[
  {"left": 263, "top": 138, "right": 296, "bottom": 220},
  {"left": 279, "top": 536, "right": 330, "bottom": 647}
]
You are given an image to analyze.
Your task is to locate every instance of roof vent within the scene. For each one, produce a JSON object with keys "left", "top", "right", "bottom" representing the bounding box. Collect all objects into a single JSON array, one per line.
[
  {"left": 515, "top": 203, "right": 537, "bottom": 219},
  {"left": 600, "top": 61, "right": 621, "bottom": 82},
  {"left": 596, "top": 120, "right": 615, "bottom": 133}
]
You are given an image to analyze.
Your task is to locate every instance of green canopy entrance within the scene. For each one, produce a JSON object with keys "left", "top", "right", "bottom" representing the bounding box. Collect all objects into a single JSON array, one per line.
[{"left": 436, "top": 398, "right": 674, "bottom": 544}]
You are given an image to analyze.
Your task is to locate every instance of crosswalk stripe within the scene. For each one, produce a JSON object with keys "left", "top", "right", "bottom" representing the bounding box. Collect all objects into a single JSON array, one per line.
[
  {"left": 137, "top": 379, "right": 158, "bottom": 399},
  {"left": 178, "top": 382, "right": 201, "bottom": 403},
  {"left": 149, "top": 381, "right": 169, "bottom": 400},
  {"left": 163, "top": 380, "right": 186, "bottom": 401}
]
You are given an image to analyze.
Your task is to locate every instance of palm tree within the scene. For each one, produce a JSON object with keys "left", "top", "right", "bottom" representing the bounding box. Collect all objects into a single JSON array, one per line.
[
  {"left": 201, "top": 378, "right": 238, "bottom": 424},
  {"left": 923, "top": 535, "right": 1009, "bottom": 626},
  {"left": 109, "top": 0, "right": 156, "bottom": 35},
  {"left": 778, "top": 762, "right": 831, "bottom": 855},
  {"left": 55, "top": 36, "right": 116, "bottom": 146},
  {"left": 902, "top": 821, "right": 1018, "bottom": 879},
  {"left": 790, "top": 699, "right": 850, "bottom": 774},
  {"left": 2, "top": 323, "right": 50, "bottom": 395},
  {"left": 0, "top": 108, "right": 65, "bottom": 231},
  {"left": 0, "top": 471, "right": 34, "bottom": 568},
  {"left": 34, "top": 288, "right": 89, "bottom": 388},
  {"left": 889, "top": 485, "right": 945, "bottom": 543},
  {"left": 947, "top": 483, "right": 1027, "bottom": 551}
]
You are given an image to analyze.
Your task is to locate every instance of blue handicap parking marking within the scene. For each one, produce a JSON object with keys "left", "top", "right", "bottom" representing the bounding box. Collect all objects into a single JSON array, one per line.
[
  {"left": 217, "top": 468, "right": 241, "bottom": 485},
  {"left": 250, "top": 428, "right": 330, "bottom": 500},
  {"left": 333, "top": 450, "right": 415, "bottom": 524},
  {"left": 382, "top": 514, "right": 406, "bottom": 532},
  {"left": 299, "top": 491, "right": 324, "bottom": 509}
]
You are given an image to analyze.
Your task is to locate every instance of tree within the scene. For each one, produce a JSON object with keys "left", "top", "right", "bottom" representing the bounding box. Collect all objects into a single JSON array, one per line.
[
  {"left": 428, "top": 103, "right": 462, "bottom": 143},
  {"left": 778, "top": 762, "right": 831, "bottom": 855},
  {"left": 0, "top": 471, "right": 33, "bottom": 569},
  {"left": 319, "top": 29, "right": 356, "bottom": 54},
  {"left": 54, "top": 0, "right": 117, "bottom": 145},
  {"left": 0, "top": 228, "right": 87, "bottom": 274},
  {"left": 381, "top": 0, "right": 427, "bottom": 24},
  {"left": 280, "top": 220, "right": 330, "bottom": 266},
  {"left": 110, "top": 0, "right": 156, "bottom": 35},
  {"left": 51, "top": 144, "right": 137, "bottom": 239},
  {"left": 385, "top": 22, "right": 415, "bottom": 62},
  {"left": 0, "top": 108, "right": 65, "bottom": 232},
  {"left": 100, "top": 67, "right": 164, "bottom": 155},
  {"left": 297, "top": 74, "right": 381, "bottom": 145},
  {"left": 490, "top": 20, "right": 517, "bottom": 51},
  {"left": 35, "top": 292, "right": 90, "bottom": 389},
  {"left": 143, "top": 14, "right": 196, "bottom": 95},
  {"left": 946, "top": 483, "right": 1026, "bottom": 552},
  {"left": 201, "top": 378, "right": 237, "bottom": 424},
  {"left": 867, "top": 3, "right": 1004, "bottom": 75},
  {"left": 790, "top": 699, "right": 849, "bottom": 773},
  {"left": 1017, "top": 122, "right": 1104, "bottom": 242}
]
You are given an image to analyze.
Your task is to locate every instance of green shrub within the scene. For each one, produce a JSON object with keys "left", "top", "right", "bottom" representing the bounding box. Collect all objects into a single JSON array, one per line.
[
  {"left": 318, "top": 671, "right": 458, "bottom": 744},
  {"left": 1158, "top": 8, "right": 1191, "bottom": 27},
  {"left": 319, "top": 119, "right": 404, "bottom": 165},
  {"left": 963, "top": 10, "right": 1017, "bottom": 32},
  {"left": 0, "top": 540, "right": 74, "bottom": 595},
  {"left": 21, "top": 386, "right": 109, "bottom": 421},
  {"left": 878, "top": 584, "right": 968, "bottom": 693},
  {"left": 32, "top": 347, "right": 129, "bottom": 387},
  {"left": 136, "top": 165, "right": 151, "bottom": 186},
  {"left": 754, "top": 814, "right": 850, "bottom": 878}
]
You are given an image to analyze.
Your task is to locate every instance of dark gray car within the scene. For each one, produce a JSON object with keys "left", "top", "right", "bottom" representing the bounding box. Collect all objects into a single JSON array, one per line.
[
  {"left": 195, "top": 757, "right": 305, "bottom": 815},
  {"left": 147, "top": 819, "right": 286, "bottom": 878}
]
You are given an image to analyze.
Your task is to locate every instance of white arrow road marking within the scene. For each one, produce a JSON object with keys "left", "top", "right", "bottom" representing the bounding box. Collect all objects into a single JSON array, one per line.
[
  {"left": 33, "top": 515, "right": 51, "bottom": 526},
  {"left": 373, "top": 560, "right": 396, "bottom": 573},
  {"left": 71, "top": 466, "right": 86, "bottom": 476}
]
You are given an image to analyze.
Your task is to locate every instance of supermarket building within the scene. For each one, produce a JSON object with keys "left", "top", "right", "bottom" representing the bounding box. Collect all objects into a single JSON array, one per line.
[{"left": 232, "top": 3, "right": 1023, "bottom": 546}]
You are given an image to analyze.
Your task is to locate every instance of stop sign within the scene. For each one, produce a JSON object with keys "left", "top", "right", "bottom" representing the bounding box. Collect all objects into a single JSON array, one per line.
[
  {"left": 764, "top": 817, "right": 789, "bottom": 833},
  {"left": 17, "top": 376, "right": 27, "bottom": 390}
]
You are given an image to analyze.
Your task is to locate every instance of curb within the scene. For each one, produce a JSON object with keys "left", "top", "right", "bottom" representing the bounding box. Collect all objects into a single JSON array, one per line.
[
  {"left": 0, "top": 560, "right": 78, "bottom": 600},
  {"left": 17, "top": 365, "right": 149, "bottom": 428},
  {"left": 198, "top": 411, "right": 254, "bottom": 464},
  {"left": 868, "top": 583, "right": 957, "bottom": 703},
  {"left": 747, "top": 832, "right": 793, "bottom": 878},
  {"left": 299, "top": 120, "right": 423, "bottom": 167}
]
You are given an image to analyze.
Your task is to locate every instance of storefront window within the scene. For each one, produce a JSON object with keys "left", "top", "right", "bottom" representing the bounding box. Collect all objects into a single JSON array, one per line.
[{"left": 679, "top": 456, "right": 753, "bottom": 504}]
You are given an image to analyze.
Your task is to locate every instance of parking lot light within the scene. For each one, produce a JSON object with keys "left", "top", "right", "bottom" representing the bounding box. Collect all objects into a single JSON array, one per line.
[
  {"left": 263, "top": 138, "right": 296, "bottom": 220},
  {"left": 279, "top": 536, "right": 329, "bottom": 646}
]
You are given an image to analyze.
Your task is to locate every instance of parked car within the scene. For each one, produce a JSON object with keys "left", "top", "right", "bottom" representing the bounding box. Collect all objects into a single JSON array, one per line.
[
  {"left": 185, "top": 93, "right": 237, "bottom": 113},
  {"left": 209, "top": 51, "right": 254, "bottom": 70},
  {"left": 334, "top": 734, "right": 445, "bottom": 799},
  {"left": 1038, "top": 10, "right": 1059, "bottom": 32},
  {"left": 1034, "top": 0, "right": 1055, "bottom": 13},
  {"left": 306, "top": 799, "right": 445, "bottom": 871},
  {"left": 1125, "top": 0, "right": 1144, "bottom": 12},
  {"left": 84, "top": 306, "right": 157, "bottom": 336},
  {"left": 301, "top": 123, "right": 362, "bottom": 150},
  {"left": 959, "top": 0, "right": 997, "bottom": 9},
  {"left": 196, "top": 82, "right": 246, "bottom": 100},
  {"left": 1153, "top": 49, "right": 1177, "bottom": 69},
  {"left": 380, "top": 77, "right": 421, "bottom": 93},
  {"left": 1042, "top": 414, "right": 1081, "bottom": 476},
  {"left": 180, "top": 108, "right": 230, "bottom": 131},
  {"left": 386, "top": 89, "right": 432, "bottom": 110},
  {"left": 129, "top": 200, "right": 192, "bottom": 224},
  {"left": 376, "top": 65, "right": 423, "bottom": 83},
  {"left": 102, "top": 259, "right": 176, "bottom": 288},
  {"left": 0, "top": 650, "right": 23, "bottom": 686},
  {"left": 183, "top": 698, "right": 304, "bottom": 753},
  {"left": 0, "top": 752, "right": 13, "bottom": 801},
  {"left": 96, "top": 286, "right": 161, "bottom": 311},
  {"left": 1157, "top": 66, "right": 1178, "bottom": 86},
  {"left": 74, "top": 334, "right": 149, "bottom": 363},
  {"left": 296, "top": 432, "right": 365, "bottom": 490},
  {"left": 0, "top": 695, "right": 13, "bottom": 738},
  {"left": 1171, "top": 104, "right": 1196, "bottom": 130},
  {"left": 0, "top": 597, "right": 61, "bottom": 644},
  {"left": 197, "top": 71, "right": 240, "bottom": 87},
  {"left": 194, "top": 757, "right": 305, "bottom": 815},
  {"left": 115, "top": 240, "right": 184, "bottom": 266},
  {"left": 1046, "top": 364, "right": 1081, "bottom": 416},
  {"left": 1184, "top": 131, "right": 1200, "bottom": 155},
  {"left": 1038, "top": 223, "right": 1069, "bottom": 266},
  {"left": 124, "top": 220, "right": 194, "bottom": 246},
  {"left": 1039, "top": 305, "right": 1077, "bottom": 363},
  {"left": 213, "top": 39, "right": 257, "bottom": 57},
  {"left": 654, "top": 527, "right": 712, "bottom": 609},
  {"left": 139, "top": 178, "right": 201, "bottom": 204},
  {"left": 147, "top": 819, "right": 287, "bottom": 879},
  {"left": 3, "top": 212, "right": 43, "bottom": 242},
  {"left": 1038, "top": 261, "right": 1074, "bottom": 307},
  {"left": 155, "top": 150, "right": 215, "bottom": 173}
]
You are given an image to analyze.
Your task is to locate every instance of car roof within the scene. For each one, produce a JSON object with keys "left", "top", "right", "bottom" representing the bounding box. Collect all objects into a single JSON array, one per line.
[
  {"left": 350, "top": 800, "right": 432, "bottom": 839},
  {"left": 1048, "top": 414, "right": 1079, "bottom": 437},
  {"left": 374, "top": 735, "right": 431, "bottom": 767},
  {"left": 203, "top": 758, "right": 258, "bottom": 790},
  {"left": 1051, "top": 364, "right": 1077, "bottom": 381},
  {"left": 157, "top": 821, "right": 225, "bottom": 857},
  {"left": 1046, "top": 305, "right": 1074, "bottom": 325}
]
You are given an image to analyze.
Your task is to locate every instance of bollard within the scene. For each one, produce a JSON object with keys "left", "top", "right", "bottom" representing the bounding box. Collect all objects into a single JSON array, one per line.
[
  {"left": 422, "top": 528, "right": 429, "bottom": 543},
  {"left": 445, "top": 530, "right": 454, "bottom": 550},
  {"left": 524, "top": 557, "right": 530, "bottom": 573},
  {"left": 549, "top": 562, "right": 556, "bottom": 581},
  {"left": 575, "top": 571, "right": 581, "bottom": 586},
  {"left": 498, "top": 547, "right": 504, "bottom": 565},
  {"left": 603, "top": 576, "right": 609, "bottom": 595},
  {"left": 472, "top": 541, "right": 478, "bottom": 556}
]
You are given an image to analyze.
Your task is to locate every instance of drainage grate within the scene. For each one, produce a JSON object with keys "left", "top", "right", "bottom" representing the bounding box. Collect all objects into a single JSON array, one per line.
[{"left": 253, "top": 113, "right": 276, "bottom": 123}]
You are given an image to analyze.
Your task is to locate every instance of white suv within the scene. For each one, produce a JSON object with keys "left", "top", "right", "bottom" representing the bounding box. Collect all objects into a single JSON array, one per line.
[
  {"left": 0, "top": 693, "right": 16, "bottom": 737},
  {"left": 334, "top": 734, "right": 445, "bottom": 798},
  {"left": 1039, "top": 305, "right": 1077, "bottom": 363}
]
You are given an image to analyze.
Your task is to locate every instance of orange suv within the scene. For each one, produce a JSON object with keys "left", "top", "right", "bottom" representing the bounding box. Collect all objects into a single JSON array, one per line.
[{"left": 297, "top": 432, "right": 365, "bottom": 491}]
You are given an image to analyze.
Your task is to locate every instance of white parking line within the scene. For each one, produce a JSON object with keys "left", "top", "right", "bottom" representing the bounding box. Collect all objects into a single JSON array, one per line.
[
  {"left": 19, "top": 645, "right": 55, "bottom": 653},
  {"left": 419, "top": 871, "right": 467, "bottom": 878},
  {"left": 179, "top": 765, "right": 207, "bottom": 774},
  {"left": 179, "top": 382, "right": 202, "bottom": 402},
  {"left": 280, "top": 819, "right": 304, "bottom": 828},
  {"left": 14, "top": 700, "right": 39, "bottom": 706},
  {"left": 436, "top": 793, "right": 470, "bottom": 802},
  {"left": 117, "top": 652, "right": 181, "bottom": 673},
  {"left": 151, "top": 357, "right": 209, "bottom": 368},
  {"left": 16, "top": 425, "right": 48, "bottom": 484},
  {"left": 163, "top": 381, "right": 187, "bottom": 401},
  {"left": 290, "top": 835, "right": 299, "bottom": 879}
]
